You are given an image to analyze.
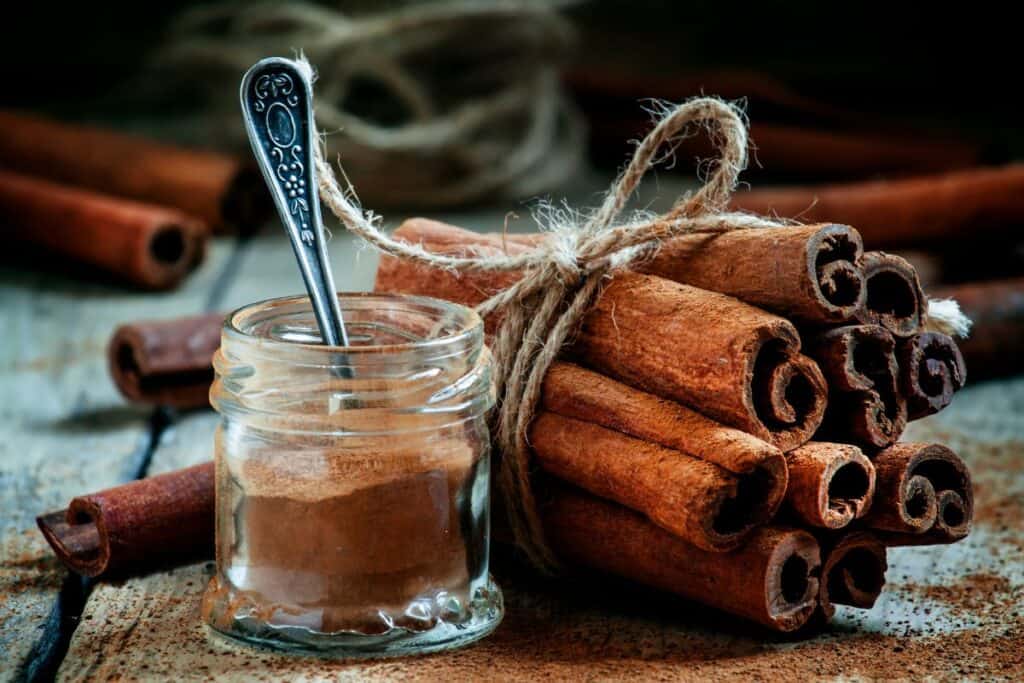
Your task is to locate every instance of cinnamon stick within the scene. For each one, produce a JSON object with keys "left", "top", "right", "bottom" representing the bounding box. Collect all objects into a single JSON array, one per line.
[
  {"left": 784, "top": 442, "right": 875, "bottom": 530},
  {"left": 37, "top": 463, "right": 215, "bottom": 578},
  {"left": 108, "top": 313, "right": 224, "bottom": 408},
  {"left": 639, "top": 224, "right": 867, "bottom": 325},
  {"left": 541, "top": 362, "right": 786, "bottom": 481},
  {"left": 898, "top": 332, "right": 967, "bottom": 420},
  {"left": 730, "top": 164, "right": 1024, "bottom": 248},
  {"left": 932, "top": 277, "right": 1024, "bottom": 380},
  {"left": 855, "top": 252, "right": 926, "bottom": 337},
  {"left": 530, "top": 411, "right": 776, "bottom": 551},
  {"left": 863, "top": 443, "right": 973, "bottom": 545},
  {"left": 0, "top": 170, "right": 206, "bottom": 290},
  {"left": 805, "top": 325, "right": 907, "bottom": 450},
  {"left": 543, "top": 486, "right": 822, "bottom": 632},
  {"left": 817, "top": 531, "right": 887, "bottom": 621},
  {"left": 0, "top": 110, "right": 269, "bottom": 233},
  {"left": 377, "top": 219, "right": 829, "bottom": 451}
]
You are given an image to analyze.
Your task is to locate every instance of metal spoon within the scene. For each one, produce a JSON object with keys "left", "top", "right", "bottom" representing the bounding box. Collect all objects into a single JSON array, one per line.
[{"left": 240, "top": 57, "right": 350, "bottom": 348}]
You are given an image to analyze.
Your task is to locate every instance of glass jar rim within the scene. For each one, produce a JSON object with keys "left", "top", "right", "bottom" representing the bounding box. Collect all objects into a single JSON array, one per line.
[{"left": 224, "top": 292, "right": 484, "bottom": 356}]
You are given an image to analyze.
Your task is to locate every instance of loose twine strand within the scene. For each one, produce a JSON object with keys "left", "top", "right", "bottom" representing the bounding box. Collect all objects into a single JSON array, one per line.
[{"left": 315, "top": 89, "right": 971, "bottom": 571}]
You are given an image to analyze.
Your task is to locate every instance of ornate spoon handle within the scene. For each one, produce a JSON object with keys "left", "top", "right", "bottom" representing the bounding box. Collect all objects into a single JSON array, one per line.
[{"left": 240, "top": 57, "right": 349, "bottom": 347}]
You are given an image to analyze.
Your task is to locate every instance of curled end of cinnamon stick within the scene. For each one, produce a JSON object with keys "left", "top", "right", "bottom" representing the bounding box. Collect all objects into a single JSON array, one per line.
[
  {"left": 808, "top": 224, "right": 867, "bottom": 322},
  {"left": 751, "top": 342, "right": 828, "bottom": 452},
  {"left": 764, "top": 528, "right": 822, "bottom": 632},
  {"left": 866, "top": 443, "right": 973, "bottom": 543},
  {"left": 786, "top": 442, "right": 876, "bottom": 529},
  {"left": 809, "top": 325, "right": 907, "bottom": 450},
  {"left": 899, "top": 332, "right": 967, "bottom": 420},
  {"left": 819, "top": 532, "right": 887, "bottom": 621},
  {"left": 933, "top": 489, "right": 971, "bottom": 541},
  {"left": 856, "top": 252, "right": 926, "bottom": 338},
  {"left": 141, "top": 217, "right": 207, "bottom": 290},
  {"left": 707, "top": 458, "right": 789, "bottom": 551},
  {"left": 108, "top": 314, "right": 222, "bottom": 408},
  {"left": 36, "top": 505, "right": 108, "bottom": 578}
]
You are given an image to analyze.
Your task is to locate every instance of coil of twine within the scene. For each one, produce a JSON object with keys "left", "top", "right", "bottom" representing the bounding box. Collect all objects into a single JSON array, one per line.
[
  {"left": 315, "top": 86, "right": 971, "bottom": 572},
  {"left": 153, "top": 0, "right": 583, "bottom": 208}
]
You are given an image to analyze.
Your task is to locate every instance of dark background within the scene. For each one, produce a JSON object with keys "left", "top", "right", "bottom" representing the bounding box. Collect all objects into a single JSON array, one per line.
[{"left": 3, "top": 2, "right": 1019, "bottom": 157}]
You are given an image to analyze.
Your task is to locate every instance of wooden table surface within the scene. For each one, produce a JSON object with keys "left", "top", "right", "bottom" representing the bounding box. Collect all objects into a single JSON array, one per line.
[{"left": 1, "top": 205, "right": 1022, "bottom": 682}]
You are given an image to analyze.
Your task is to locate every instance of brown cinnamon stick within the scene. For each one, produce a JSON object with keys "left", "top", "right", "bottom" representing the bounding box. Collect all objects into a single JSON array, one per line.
[
  {"left": 543, "top": 486, "right": 822, "bottom": 632},
  {"left": 863, "top": 443, "right": 973, "bottom": 545},
  {"left": 639, "top": 224, "right": 867, "bottom": 325},
  {"left": 376, "top": 219, "right": 829, "bottom": 451},
  {"left": 541, "top": 362, "right": 786, "bottom": 481},
  {"left": 817, "top": 531, "right": 887, "bottom": 621},
  {"left": 730, "top": 164, "right": 1024, "bottom": 248},
  {"left": 932, "top": 277, "right": 1024, "bottom": 380},
  {"left": 0, "top": 170, "right": 206, "bottom": 290},
  {"left": 805, "top": 325, "right": 907, "bottom": 450},
  {"left": 530, "top": 411, "right": 776, "bottom": 551},
  {"left": 898, "top": 332, "right": 967, "bottom": 419},
  {"left": 784, "top": 442, "right": 875, "bottom": 530},
  {"left": 855, "top": 252, "right": 926, "bottom": 337},
  {"left": 0, "top": 110, "right": 269, "bottom": 233},
  {"left": 37, "top": 463, "right": 215, "bottom": 578},
  {"left": 108, "top": 313, "right": 224, "bottom": 408}
]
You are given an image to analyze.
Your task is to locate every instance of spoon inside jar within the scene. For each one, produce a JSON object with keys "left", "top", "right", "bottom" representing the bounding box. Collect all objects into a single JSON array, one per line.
[{"left": 240, "top": 57, "right": 351, "bottom": 352}]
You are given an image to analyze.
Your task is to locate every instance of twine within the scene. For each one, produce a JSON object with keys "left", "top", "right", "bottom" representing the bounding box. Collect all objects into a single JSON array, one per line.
[
  {"left": 153, "top": 0, "right": 583, "bottom": 207},
  {"left": 317, "top": 94, "right": 792, "bottom": 571}
]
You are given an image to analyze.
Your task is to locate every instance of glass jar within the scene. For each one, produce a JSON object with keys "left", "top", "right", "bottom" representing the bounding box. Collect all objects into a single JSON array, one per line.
[{"left": 202, "top": 293, "right": 503, "bottom": 657}]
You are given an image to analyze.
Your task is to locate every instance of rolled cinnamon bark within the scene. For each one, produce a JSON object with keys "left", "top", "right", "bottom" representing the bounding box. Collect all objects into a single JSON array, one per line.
[
  {"left": 805, "top": 325, "right": 907, "bottom": 450},
  {"left": 817, "top": 531, "right": 887, "bottom": 621},
  {"left": 575, "top": 273, "right": 828, "bottom": 451},
  {"left": 863, "top": 443, "right": 973, "bottom": 545},
  {"left": 543, "top": 486, "right": 822, "bottom": 632},
  {"left": 542, "top": 362, "right": 786, "bottom": 482},
  {"left": 37, "top": 463, "right": 215, "bottom": 578},
  {"left": 639, "top": 224, "right": 867, "bottom": 325},
  {"left": 377, "top": 220, "right": 829, "bottom": 451},
  {"left": 0, "top": 110, "right": 269, "bottom": 232},
  {"left": 0, "top": 170, "right": 206, "bottom": 290},
  {"left": 108, "top": 313, "right": 224, "bottom": 408},
  {"left": 932, "top": 277, "right": 1024, "bottom": 380},
  {"left": 784, "top": 442, "right": 875, "bottom": 530},
  {"left": 898, "top": 332, "right": 967, "bottom": 420},
  {"left": 530, "top": 411, "right": 777, "bottom": 551},
  {"left": 730, "top": 164, "right": 1024, "bottom": 248},
  {"left": 855, "top": 252, "right": 926, "bottom": 337}
]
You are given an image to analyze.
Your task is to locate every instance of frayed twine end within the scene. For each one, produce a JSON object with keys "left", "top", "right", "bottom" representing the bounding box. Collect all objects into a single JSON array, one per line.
[{"left": 926, "top": 298, "right": 973, "bottom": 338}]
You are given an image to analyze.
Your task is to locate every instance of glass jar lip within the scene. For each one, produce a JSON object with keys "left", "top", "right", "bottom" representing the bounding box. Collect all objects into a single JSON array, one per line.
[{"left": 224, "top": 292, "right": 484, "bottom": 356}]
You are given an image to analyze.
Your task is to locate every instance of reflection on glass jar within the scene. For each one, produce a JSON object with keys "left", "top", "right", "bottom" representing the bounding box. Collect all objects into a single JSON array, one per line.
[{"left": 202, "top": 293, "right": 503, "bottom": 657}]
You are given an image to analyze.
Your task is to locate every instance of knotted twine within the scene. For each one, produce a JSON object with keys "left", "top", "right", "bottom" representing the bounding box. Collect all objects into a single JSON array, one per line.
[{"left": 314, "top": 96, "right": 971, "bottom": 573}]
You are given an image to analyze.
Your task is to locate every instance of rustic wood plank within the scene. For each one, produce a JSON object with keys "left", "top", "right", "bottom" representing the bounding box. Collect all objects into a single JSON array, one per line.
[
  {"left": 0, "top": 239, "right": 236, "bottom": 681},
  {"left": 57, "top": 220, "right": 1024, "bottom": 680}
]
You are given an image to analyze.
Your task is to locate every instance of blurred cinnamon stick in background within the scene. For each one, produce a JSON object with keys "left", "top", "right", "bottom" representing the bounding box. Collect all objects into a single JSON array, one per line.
[
  {"left": 932, "top": 278, "right": 1024, "bottom": 380},
  {"left": 0, "top": 110, "right": 269, "bottom": 233},
  {"left": 108, "top": 312, "right": 224, "bottom": 407},
  {"left": 731, "top": 165, "right": 1024, "bottom": 249},
  {"left": 0, "top": 169, "right": 206, "bottom": 289}
]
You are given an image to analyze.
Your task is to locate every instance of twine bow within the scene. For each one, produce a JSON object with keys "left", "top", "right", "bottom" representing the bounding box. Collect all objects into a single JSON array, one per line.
[{"left": 317, "top": 96, "right": 792, "bottom": 572}]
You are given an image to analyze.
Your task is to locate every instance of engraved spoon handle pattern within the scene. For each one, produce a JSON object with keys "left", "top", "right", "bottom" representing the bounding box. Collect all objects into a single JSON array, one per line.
[{"left": 240, "top": 57, "right": 349, "bottom": 347}]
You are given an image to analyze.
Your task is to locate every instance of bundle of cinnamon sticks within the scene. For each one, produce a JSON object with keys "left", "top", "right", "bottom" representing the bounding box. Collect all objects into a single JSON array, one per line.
[
  {"left": 0, "top": 111, "right": 269, "bottom": 289},
  {"left": 370, "top": 219, "right": 973, "bottom": 632}
]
